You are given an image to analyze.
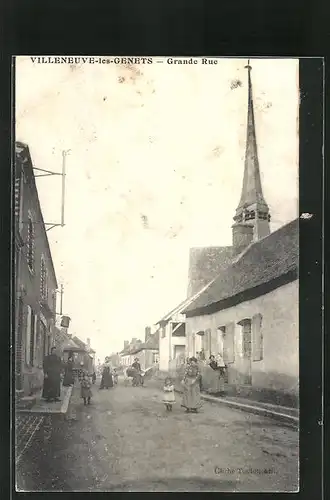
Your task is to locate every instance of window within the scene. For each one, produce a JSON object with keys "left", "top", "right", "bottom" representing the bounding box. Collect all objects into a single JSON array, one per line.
[
  {"left": 252, "top": 313, "right": 263, "bottom": 361},
  {"left": 29, "top": 310, "right": 36, "bottom": 366},
  {"left": 222, "top": 323, "right": 235, "bottom": 363},
  {"left": 25, "top": 305, "right": 32, "bottom": 364},
  {"left": 40, "top": 257, "right": 48, "bottom": 301},
  {"left": 238, "top": 318, "right": 252, "bottom": 359},
  {"left": 27, "top": 216, "right": 35, "bottom": 272},
  {"left": 202, "top": 329, "right": 211, "bottom": 357},
  {"left": 14, "top": 168, "right": 24, "bottom": 232},
  {"left": 218, "top": 326, "right": 226, "bottom": 356}
]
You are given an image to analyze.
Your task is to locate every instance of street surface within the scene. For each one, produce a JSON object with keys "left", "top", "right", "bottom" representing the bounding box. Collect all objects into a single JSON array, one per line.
[{"left": 17, "top": 377, "right": 299, "bottom": 492}]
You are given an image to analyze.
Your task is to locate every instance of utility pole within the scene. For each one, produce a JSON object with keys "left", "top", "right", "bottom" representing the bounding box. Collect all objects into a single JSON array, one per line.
[
  {"left": 61, "top": 150, "right": 70, "bottom": 227},
  {"left": 60, "top": 284, "right": 64, "bottom": 315},
  {"left": 34, "top": 148, "right": 71, "bottom": 231}
]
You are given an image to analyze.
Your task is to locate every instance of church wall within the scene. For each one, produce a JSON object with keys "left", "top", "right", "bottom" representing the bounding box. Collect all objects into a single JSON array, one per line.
[{"left": 186, "top": 279, "right": 299, "bottom": 406}]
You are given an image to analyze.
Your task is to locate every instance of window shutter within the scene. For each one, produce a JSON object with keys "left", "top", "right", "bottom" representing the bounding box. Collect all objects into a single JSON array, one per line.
[
  {"left": 252, "top": 314, "right": 263, "bottom": 361},
  {"left": 25, "top": 305, "right": 32, "bottom": 364},
  {"left": 14, "top": 173, "right": 21, "bottom": 220},
  {"left": 224, "top": 322, "right": 235, "bottom": 363}
]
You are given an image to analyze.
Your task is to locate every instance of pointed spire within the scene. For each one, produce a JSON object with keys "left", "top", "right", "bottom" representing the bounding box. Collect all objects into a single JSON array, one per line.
[{"left": 233, "top": 59, "right": 270, "bottom": 242}]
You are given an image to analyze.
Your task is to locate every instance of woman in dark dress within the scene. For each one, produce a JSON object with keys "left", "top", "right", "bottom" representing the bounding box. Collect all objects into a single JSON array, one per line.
[
  {"left": 100, "top": 358, "right": 113, "bottom": 389},
  {"left": 63, "top": 354, "right": 75, "bottom": 386},
  {"left": 42, "top": 347, "right": 62, "bottom": 402}
]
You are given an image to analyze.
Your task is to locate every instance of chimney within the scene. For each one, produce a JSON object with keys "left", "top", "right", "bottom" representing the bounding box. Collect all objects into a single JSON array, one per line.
[
  {"left": 124, "top": 340, "right": 129, "bottom": 349},
  {"left": 145, "top": 326, "right": 151, "bottom": 342},
  {"left": 232, "top": 222, "right": 254, "bottom": 256},
  {"left": 132, "top": 338, "right": 137, "bottom": 345},
  {"left": 86, "top": 338, "right": 91, "bottom": 348}
]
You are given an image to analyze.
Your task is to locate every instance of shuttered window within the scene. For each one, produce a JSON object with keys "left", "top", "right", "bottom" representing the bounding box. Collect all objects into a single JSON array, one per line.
[
  {"left": 223, "top": 322, "right": 235, "bottom": 363},
  {"left": 202, "top": 328, "right": 211, "bottom": 356},
  {"left": 27, "top": 216, "right": 35, "bottom": 272},
  {"left": 25, "top": 305, "right": 32, "bottom": 364},
  {"left": 40, "top": 257, "right": 48, "bottom": 301},
  {"left": 29, "top": 310, "right": 36, "bottom": 366},
  {"left": 15, "top": 165, "right": 24, "bottom": 231},
  {"left": 252, "top": 313, "right": 263, "bottom": 361},
  {"left": 241, "top": 320, "right": 252, "bottom": 359}
]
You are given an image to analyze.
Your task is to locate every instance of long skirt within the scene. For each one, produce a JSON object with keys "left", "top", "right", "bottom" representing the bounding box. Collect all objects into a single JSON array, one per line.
[
  {"left": 42, "top": 372, "right": 61, "bottom": 400},
  {"left": 181, "top": 379, "right": 202, "bottom": 410},
  {"left": 63, "top": 368, "right": 74, "bottom": 387},
  {"left": 210, "top": 370, "right": 225, "bottom": 394},
  {"left": 81, "top": 386, "right": 92, "bottom": 399},
  {"left": 100, "top": 371, "right": 113, "bottom": 389}
]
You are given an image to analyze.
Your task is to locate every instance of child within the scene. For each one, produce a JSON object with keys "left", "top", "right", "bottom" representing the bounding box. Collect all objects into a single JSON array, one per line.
[
  {"left": 80, "top": 372, "right": 92, "bottom": 405},
  {"left": 163, "top": 377, "right": 175, "bottom": 411}
]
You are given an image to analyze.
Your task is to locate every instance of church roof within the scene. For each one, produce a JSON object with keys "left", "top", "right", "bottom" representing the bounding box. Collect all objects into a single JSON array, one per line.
[
  {"left": 187, "top": 246, "right": 233, "bottom": 297},
  {"left": 184, "top": 219, "right": 298, "bottom": 316}
]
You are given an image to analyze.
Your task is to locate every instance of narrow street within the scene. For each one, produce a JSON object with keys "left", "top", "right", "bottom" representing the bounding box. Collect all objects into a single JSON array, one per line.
[{"left": 17, "top": 378, "right": 299, "bottom": 492}]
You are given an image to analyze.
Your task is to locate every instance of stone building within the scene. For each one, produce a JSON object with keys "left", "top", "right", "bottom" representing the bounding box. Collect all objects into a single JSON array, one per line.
[{"left": 14, "top": 142, "right": 58, "bottom": 399}]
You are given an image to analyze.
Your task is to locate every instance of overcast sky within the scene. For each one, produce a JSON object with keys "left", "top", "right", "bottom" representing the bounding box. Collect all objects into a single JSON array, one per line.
[{"left": 15, "top": 57, "right": 299, "bottom": 360}]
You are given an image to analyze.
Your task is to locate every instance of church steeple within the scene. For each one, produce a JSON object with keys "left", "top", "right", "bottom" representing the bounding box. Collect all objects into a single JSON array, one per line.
[{"left": 233, "top": 60, "right": 270, "bottom": 244}]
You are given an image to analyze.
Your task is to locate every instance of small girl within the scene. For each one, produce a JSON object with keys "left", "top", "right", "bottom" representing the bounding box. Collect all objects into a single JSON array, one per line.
[
  {"left": 80, "top": 372, "right": 92, "bottom": 405},
  {"left": 163, "top": 377, "right": 175, "bottom": 411}
]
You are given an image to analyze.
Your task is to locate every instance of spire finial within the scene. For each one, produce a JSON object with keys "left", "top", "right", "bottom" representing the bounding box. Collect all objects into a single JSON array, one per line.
[
  {"left": 245, "top": 58, "right": 252, "bottom": 70},
  {"left": 233, "top": 56, "right": 270, "bottom": 242}
]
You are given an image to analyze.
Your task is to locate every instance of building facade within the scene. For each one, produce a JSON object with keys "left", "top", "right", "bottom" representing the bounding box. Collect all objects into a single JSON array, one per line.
[
  {"left": 158, "top": 310, "right": 186, "bottom": 373},
  {"left": 15, "top": 142, "right": 58, "bottom": 397},
  {"left": 184, "top": 221, "right": 299, "bottom": 406}
]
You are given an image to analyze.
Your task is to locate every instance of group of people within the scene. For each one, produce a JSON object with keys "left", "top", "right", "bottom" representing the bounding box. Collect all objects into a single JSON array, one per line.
[
  {"left": 162, "top": 353, "right": 227, "bottom": 413},
  {"left": 161, "top": 356, "right": 202, "bottom": 413},
  {"left": 41, "top": 347, "right": 98, "bottom": 405}
]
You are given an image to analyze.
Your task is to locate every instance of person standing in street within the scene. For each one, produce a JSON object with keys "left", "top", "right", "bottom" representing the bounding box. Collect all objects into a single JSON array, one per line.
[
  {"left": 215, "top": 352, "right": 226, "bottom": 396},
  {"left": 42, "top": 347, "right": 62, "bottom": 402},
  {"left": 162, "top": 377, "right": 175, "bottom": 411},
  {"left": 131, "top": 357, "right": 142, "bottom": 386},
  {"left": 181, "top": 357, "right": 202, "bottom": 413},
  {"left": 80, "top": 371, "right": 93, "bottom": 405},
  {"left": 100, "top": 357, "right": 113, "bottom": 389},
  {"left": 63, "top": 353, "right": 75, "bottom": 387}
]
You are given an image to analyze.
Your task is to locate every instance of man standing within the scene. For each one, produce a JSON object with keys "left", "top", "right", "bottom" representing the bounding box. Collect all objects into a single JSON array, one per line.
[{"left": 42, "top": 347, "right": 62, "bottom": 402}]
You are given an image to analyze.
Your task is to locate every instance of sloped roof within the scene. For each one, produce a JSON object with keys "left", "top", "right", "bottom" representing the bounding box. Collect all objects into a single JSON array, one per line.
[
  {"left": 130, "top": 342, "right": 159, "bottom": 355},
  {"left": 156, "top": 278, "right": 219, "bottom": 325},
  {"left": 187, "top": 246, "right": 233, "bottom": 297},
  {"left": 62, "top": 338, "right": 81, "bottom": 351},
  {"left": 184, "top": 219, "right": 298, "bottom": 315}
]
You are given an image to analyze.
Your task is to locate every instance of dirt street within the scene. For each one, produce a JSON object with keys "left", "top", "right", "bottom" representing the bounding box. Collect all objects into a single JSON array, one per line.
[{"left": 17, "top": 378, "right": 299, "bottom": 492}]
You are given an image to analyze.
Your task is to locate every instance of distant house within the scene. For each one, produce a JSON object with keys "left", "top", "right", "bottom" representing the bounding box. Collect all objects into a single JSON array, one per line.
[
  {"left": 156, "top": 281, "right": 223, "bottom": 374},
  {"left": 70, "top": 336, "right": 96, "bottom": 373},
  {"left": 129, "top": 328, "right": 159, "bottom": 371},
  {"left": 119, "top": 338, "right": 143, "bottom": 367}
]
